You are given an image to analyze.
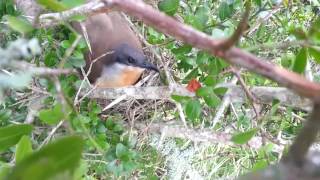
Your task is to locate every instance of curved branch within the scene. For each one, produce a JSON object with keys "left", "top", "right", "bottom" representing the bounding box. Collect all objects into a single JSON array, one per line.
[{"left": 18, "top": 0, "right": 320, "bottom": 99}]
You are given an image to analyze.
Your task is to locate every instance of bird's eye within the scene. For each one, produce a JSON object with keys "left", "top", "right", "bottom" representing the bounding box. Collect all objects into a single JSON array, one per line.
[{"left": 128, "top": 57, "right": 135, "bottom": 64}]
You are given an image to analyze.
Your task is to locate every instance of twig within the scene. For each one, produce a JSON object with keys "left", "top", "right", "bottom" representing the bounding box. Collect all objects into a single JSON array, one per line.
[
  {"left": 231, "top": 67, "right": 260, "bottom": 119},
  {"left": 58, "top": 35, "right": 82, "bottom": 68},
  {"left": 81, "top": 84, "right": 312, "bottom": 111},
  {"left": 176, "top": 103, "right": 187, "bottom": 127},
  {"left": 102, "top": 74, "right": 152, "bottom": 111},
  {"left": 11, "top": 61, "right": 77, "bottom": 75},
  {"left": 18, "top": 0, "right": 320, "bottom": 99},
  {"left": 211, "top": 77, "right": 238, "bottom": 127},
  {"left": 248, "top": 6, "right": 281, "bottom": 35},
  {"left": 39, "top": 120, "right": 65, "bottom": 148},
  {"left": 73, "top": 51, "right": 114, "bottom": 106},
  {"left": 245, "top": 40, "right": 316, "bottom": 52},
  {"left": 136, "top": 121, "right": 266, "bottom": 150},
  {"left": 219, "top": 3, "right": 251, "bottom": 50}
]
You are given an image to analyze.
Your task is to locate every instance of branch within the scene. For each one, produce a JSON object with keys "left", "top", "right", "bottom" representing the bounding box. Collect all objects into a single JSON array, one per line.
[
  {"left": 81, "top": 85, "right": 311, "bottom": 111},
  {"left": 211, "top": 77, "right": 238, "bottom": 127},
  {"left": 231, "top": 67, "right": 260, "bottom": 119},
  {"left": 219, "top": 3, "right": 251, "bottom": 50},
  {"left": 135, "top": 122, "right": 265, "bottom": 150},
  {"left": 35, "top": 0, "right": 320, "bottom": 99},
  {"left": 38, "top": 0, "right": 109, "bottom": 27},
  {"left": 11, "top": 61, "right": 77, "bottom": 76}
]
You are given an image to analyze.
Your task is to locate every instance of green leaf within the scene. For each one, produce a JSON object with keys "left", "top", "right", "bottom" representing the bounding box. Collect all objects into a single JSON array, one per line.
[
  {"left": 171, "top": 95, "right": 190, "bottom": 104},
  {"left": 270, "top": 99, "right": 280, "bottom": 116},
  {"left": 15, "top": 136, "right": 33, "bottom": 163},
  {"left": 293, "top": 48, "right": 307, "bottom": 74},
  {"left": 123, "top": 161, "right": 137, "bottom": 172},
  {"left": 184, "top": 99, "right": 201, "bottom": 121},
  {"left": 0, "top": 0, "right": 17, "bottom": 18},
  {"left": 214, "top": 87, "right": 228, "bottom": 95},
  {"left": 44, "top": 52, "right": 58, "bottom": 67},
  {"left": 0, "top": 163, "right": 11, "bottom": 180},
  {"left": 203, "top": 76, "right": 217, "bottom": 86},
  {"left": 0, "top": 124, "right": 33, "bottom": 152},
  {"left": 60, "top": 0, "right": 85, "bottom": 8},
  {"left": 203, "top": 94, "right": 221, "bottom": 108},
  {"left": 4, "top": 15, "right": 34, "bottom": 34},
  {"left": 196, "top": 87, "right": 221, "bottom": 107},
  {"left": 309, "top": 47, "right": 320, "bottom": 64},
  {"left": 185, "top": 14, "right": 207, "bottom": 31},
  {"left": 106, "top": 160, "right": 124, "bottom": 177},
  {"left": 252, "top": 160, "right": 268, "bottom": 171},
  {"left": 254, "top": 0, "right": 262, "bottom": 6},
  {"left": 218, "top": 2, "right": 234, "bottom": 21},
  {"left": 196, "top": 87, "right": 213, "bottom": 97},
  {"left": 183, "top": 68, "right": 199, "bottom": 82},
  {"left": 66, "top": 56, "right": 86, "bottom": 68},
  {"left": 116, "top": 143, "right": 129, "bottom": 161},
  {"left": 194, "top": 6, "right": 209, "bottom": 30},
  {"left": 212, "top": 28, "right": 227, "bottom": 39},
  {"left": 171, "top": 44, "right": 192, "bottom": 54},
  {"left": 281, "top": 53, "right": 294, "bottom": 68},
  {"left": 196, "top": 52, "right": 210, "bottom": 65},
  {"left": 231, "top": 129, "right": 257, "bottom": 145},
  {"left": 37, "top": 0, "right": 68, "bottom": 12},
  {"left": 113, "top": 124, "right": 124, "bottom": 133},
  {"left": 158, "top": 0, "right": 180, "bottom": 16},
  {"left": 73, "top": 160, "right": 88, "bottom": 180},
  {"left": 0, "top": 109, "right": 12, "bottom": 122},
  {"left": 105, "top": 118, "right": 116, "bottom": 130},
  {"left": 39, "top": 103, "right": 65, "bottom": 125},
  {"left": 7, "top": 136, "right": 84, "bottom": 180},
  {"left": 60, "top": 40, "right": 71, "bottom": 49},
  {"left": 309, "top": 18, "right": 320, "bottom": 40}
]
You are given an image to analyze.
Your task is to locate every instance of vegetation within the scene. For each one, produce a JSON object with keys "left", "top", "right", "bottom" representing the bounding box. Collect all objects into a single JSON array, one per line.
[{"left": 0, "top": 0, "right": 320, "bottom": 179}]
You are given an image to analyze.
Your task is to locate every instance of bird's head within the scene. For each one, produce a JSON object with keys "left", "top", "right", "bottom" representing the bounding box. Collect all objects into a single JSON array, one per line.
[{"left": 112, "top": 43, "right": 159, "bottom": 72}]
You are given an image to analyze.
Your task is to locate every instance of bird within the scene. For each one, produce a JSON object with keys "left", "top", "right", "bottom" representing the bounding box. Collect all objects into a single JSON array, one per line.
[{"left": 72, "top": 12, "right": 158, "bottom": 88}]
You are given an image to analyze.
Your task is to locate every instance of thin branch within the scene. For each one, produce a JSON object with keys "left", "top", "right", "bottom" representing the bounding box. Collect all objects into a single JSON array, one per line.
[
  {"left": 39, "top": 120, "right": 65, "bottom": 148},
  {"left": 82, "top": 85, "right": 311, "bottom": 111},
  {"left": 219, "top": 3, "right": 251, "bottom": 50},
  {"left": 211, "top": 77, "right": 238, "bottom": 127},
  {"left": 11, "top": 61, "right": 77, "bottom": 76},
  {"left": 102, "top": 74, "right": 153, "bottom": 111},
  {"left": 58, "top": 35, "right": 82, "bottom": 68},
  {"left": 18, "top": 0, "right": 320, "bottom": 99},
  {"left": 247, "top": 6, "right": 281, "bottom": 35},
  {"left": 135, "top": 121, "right": 270, "bottom": 150},
  {"left": 231, "top": 67, "right": 260, "bottom": 119},
  {"left": 73, "top": 51, "right": 114, "bottom": 105}
]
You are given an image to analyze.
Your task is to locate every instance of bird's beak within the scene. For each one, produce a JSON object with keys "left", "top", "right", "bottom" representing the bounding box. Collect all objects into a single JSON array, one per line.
[{"left": 141, "top": 61, "right": 159, "bottom": 72}]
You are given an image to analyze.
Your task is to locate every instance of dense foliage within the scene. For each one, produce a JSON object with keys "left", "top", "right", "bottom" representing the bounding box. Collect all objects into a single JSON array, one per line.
[{"left": 0, "top": 0, "right": 320, "bottom": 179}]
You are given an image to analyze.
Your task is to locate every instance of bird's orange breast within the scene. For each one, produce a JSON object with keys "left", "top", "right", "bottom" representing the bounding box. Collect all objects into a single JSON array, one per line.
[{"left": 95, "top": 65, "right": 144, "bottom": 88}]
